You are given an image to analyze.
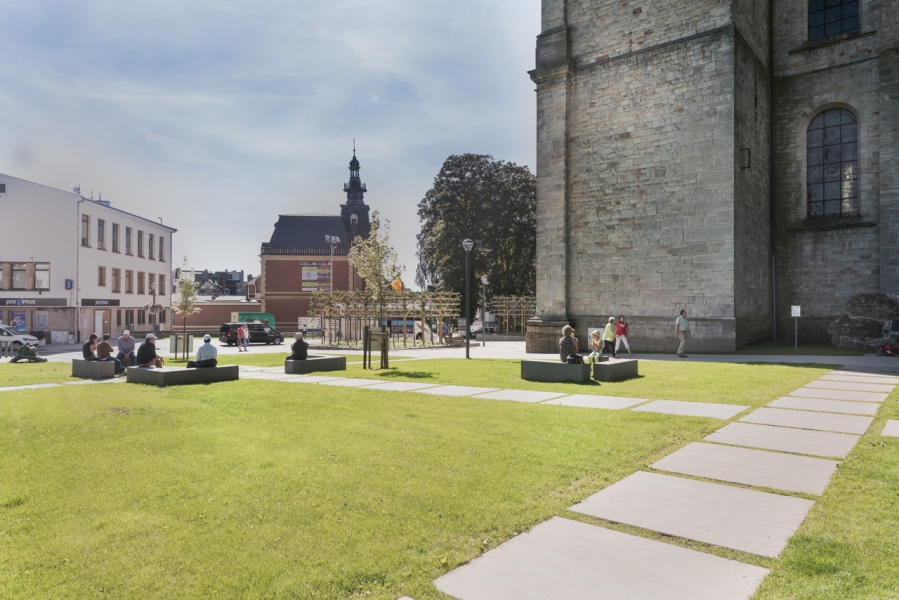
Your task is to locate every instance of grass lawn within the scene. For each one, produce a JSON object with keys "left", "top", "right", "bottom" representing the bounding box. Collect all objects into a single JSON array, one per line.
[
  {"left": 753, "top": 386, "right": 899, "bottom": 599},
  {"left": 1, "top": 380, "right": 712, "bottom": 599},
  {"left": 0, "top": 362, "right": 77, "bottom": 387},
  {"left": 332, "top": 358, "right": 832, "bottom": 406}
]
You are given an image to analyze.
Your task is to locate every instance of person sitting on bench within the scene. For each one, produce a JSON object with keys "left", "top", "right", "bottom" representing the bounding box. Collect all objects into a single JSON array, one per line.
[
  {"left": 137, "top": 333, "right": 164, "bottom": 368},
  {"left": 288, "top": 332, "right": 308, "bottom": 360},
  {"left": 187, "top": 334, "right": 218, "bottom": 368},
  {"left": 97, "top": 333, "right": 124, "bottom": 375},
  {"left": 82, "top": 333, "right": 99, "bottom": 361}
]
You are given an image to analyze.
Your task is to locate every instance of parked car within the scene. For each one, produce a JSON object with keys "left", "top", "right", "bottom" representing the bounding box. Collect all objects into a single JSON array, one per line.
[
  {"left": 0, "top": 326, "right": 41, "bottom": 351},
  {"left": 219, "top": 322, "right": 284, "bottom": 346}
]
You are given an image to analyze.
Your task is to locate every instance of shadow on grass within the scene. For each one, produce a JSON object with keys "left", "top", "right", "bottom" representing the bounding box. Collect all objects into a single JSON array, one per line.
[{"left": 373, "top": 369, "right": 435, "bottom": 380}]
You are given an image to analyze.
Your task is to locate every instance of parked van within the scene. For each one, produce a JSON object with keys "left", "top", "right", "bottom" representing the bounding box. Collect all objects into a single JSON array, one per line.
[{"left": 219, "top": 322, "right": 284, "bottom": 346}]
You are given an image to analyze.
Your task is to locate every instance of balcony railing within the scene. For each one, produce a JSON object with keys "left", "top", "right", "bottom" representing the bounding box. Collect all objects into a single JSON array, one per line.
[{"left": 261, "top": 247, "right": 349, "bottom": 256}]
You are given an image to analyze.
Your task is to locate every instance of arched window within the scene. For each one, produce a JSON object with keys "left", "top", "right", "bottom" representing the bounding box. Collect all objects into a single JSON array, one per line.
[
  {"left": 807, "top": 108, "right": 858, "bottom": 218},
  {"left": 809, "top": 0, "right": 859, "bottom": 41},
  {"left": 350, "top": 214, "right": 358, "bottom": 226}
]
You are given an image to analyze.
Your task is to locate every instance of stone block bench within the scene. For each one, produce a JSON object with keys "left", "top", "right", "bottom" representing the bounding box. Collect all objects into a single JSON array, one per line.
[
  {"left": 285, "top": 355, "right": 347, "bottom": 374},
  {"left": 593, "top": 358, "right": 639, "bottom": 382},
  {"left": 72, "top": 359, "right": 116, "bottom": 379},
  {"left": 521, "top": 360, "right": 591, "bottom": 383},
  {"left": 126, "top": 365, "right": 239, "bottom": 387}
]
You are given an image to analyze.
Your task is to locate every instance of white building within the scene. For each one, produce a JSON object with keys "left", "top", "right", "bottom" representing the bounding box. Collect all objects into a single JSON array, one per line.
[{"left": 0, "top": 173, "right": 177, "bottom": 342}]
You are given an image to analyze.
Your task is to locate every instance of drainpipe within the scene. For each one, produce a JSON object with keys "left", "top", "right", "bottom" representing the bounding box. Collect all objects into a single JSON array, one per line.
[
  {"left": 76, "top": 196, "right": 85, "bottom": 343},
  {"left": 769, "top": 0, "right": 777, "bottom": 341}
]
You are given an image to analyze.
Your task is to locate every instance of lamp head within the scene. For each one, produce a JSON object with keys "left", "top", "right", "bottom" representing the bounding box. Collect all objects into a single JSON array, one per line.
[
  {"left": 462, "top": 239, "right": 474, "bottom": 252},
  {"left": 481, "top": 275, "right": 488, "bottom": 285}
]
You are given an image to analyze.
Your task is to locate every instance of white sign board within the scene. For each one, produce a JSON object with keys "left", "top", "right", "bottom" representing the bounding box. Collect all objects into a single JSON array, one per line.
[
  {"left": 791, "top": 306, "right": 801, "bottom": 317},
  {"left": 230, "top": 312, "right": 240, "bottom": 323}
]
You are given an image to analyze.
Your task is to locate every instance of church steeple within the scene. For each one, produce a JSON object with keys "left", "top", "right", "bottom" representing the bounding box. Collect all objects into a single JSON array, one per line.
[
  {"left": 343, "top": 140, "right": 367, "bottom": 205},
  {"left": 340, "top": 141, "right": 371, "bottom": 240}
]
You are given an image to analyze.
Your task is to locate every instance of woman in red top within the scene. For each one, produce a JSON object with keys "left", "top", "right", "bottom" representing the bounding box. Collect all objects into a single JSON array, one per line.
[
  {"left": 615, "top": 315, "right": 633, "bottom": 356},
  {"left": 237, "top": 324, "right": 249, "bottom": 352}
]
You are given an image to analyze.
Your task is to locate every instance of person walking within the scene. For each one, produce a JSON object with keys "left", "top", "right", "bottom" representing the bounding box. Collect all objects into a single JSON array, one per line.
[
  {"left": 615, "top": 315, "right": 633, "bottom": 356},
  {"left": 116, "top": 330, "right": 136, "bottom": 367},
  {"left": 675, "top": 309, "right": 691, "bottom": 358},
  {"left": 237, "top": 324, "right": 249, "bottom": 352},
  {"left": 602, "top": 317, "right": 617, "bottom": 358},
  {"left": 187, "top": 334, "right": 218, "bottom": 368},
  {"left": 559, "top": 325, "right": 579, "bottom": 363}
]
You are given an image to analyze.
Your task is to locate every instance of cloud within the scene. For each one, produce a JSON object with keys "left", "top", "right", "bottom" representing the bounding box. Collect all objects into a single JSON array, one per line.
[{"left": 0, "top": 0, "right": 541, "bottom": 285}]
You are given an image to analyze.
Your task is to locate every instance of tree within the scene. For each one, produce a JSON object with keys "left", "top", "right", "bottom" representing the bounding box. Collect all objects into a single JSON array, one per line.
[
  {"left": 348, "top": 212, "right": 403, "bottom": 325},
  {"left": 172, "top": 260, "right": 201, "bottom": 360},
  {"left": 416, "top": 154, "right": 536, "bottom": 317}
]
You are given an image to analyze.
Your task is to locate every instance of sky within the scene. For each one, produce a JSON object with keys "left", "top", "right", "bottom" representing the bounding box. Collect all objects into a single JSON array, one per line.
[{"left": 0, "top": 0, "right": 541, "bottom": 288}]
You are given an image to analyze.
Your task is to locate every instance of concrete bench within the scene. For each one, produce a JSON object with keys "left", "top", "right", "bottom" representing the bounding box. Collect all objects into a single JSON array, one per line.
[
  {"left": 521, "top": 360, "right": 592, "bottom": 383},
  {"left": 285, "top": 355, "right": 347, "bottom": 374},
  {"left": 72, "top": 359, "right": 116, "bottom": 379},
  {"left": 593, "top": 358, "right": 639, "bottom": 382},
  {"left": 126, "top": 365, "right": 239, "bottom": 387}
]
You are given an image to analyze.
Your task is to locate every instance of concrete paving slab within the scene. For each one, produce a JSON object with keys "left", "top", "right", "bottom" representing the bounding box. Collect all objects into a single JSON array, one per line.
[
  {"left": 238, "top": 372, "right": 300, "bottom": 381},
  {"left": 279, "top": 375, "right": 344, "bottom": 384},
  {"left": 542, "top": 394, "right": 650, "bottom": 410},
  {"left": 769, "top": 396, "right": 881, "bottom": 416},
  {"left": 472, "top": 390, "right": 567, "bottom": 403},
  {"left": 569, "top": 471, "right": 814, "bottom": 557},
  {"left": 434, "top": 517, "right": 769, "bottom": 600},
  {"left": 362, "top": 381, "right": 440, "bottom": 392},
  {"left": 705, "top": 422, "right": 860, "bottom": 458},
  {"left": 805, "top": 380, "right": 895, "bottom": 393},
  {"left": 416, "top": 385, "right": 499, "bottom": 397},
  {"left": 318, "top": 378, "right": 383, "bottom": 387},
  {"left": 62, "top": 378, "right": 125, "bottom": 385},
  {"left": 790, "top": 388, "right": 888, "bottom": 403},
  {"left": 632, "top": 400, "right": 749, "bottom": 420},
  {"left": 0, "top": 383, "right": 64, "bottom": 392},
  {"left": 836, "top": 369, "right": 899, "bottom": 380},
  {"left": 652, "top": 442, "right": 839, "bottom": 495},
  {"left": 820, "top": 374, "right": 899, "bottom": 385},
  {"left": 882, "top": 420, "right": 899, "bottom": 438},
  {"left": 739, "top": 407, "right": 874, "bottom": 435}
]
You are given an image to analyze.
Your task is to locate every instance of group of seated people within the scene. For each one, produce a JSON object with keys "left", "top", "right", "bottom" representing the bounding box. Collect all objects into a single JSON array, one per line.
[
  {"left": 83, "top": 330, "right": 311, "bottom": 374},
  {"left": 82, "top": 329, "right": 163, "bottom": 375}
]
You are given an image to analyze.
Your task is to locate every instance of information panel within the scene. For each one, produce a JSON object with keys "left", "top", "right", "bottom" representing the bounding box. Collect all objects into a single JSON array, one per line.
[{"left": 300, "top": 261, "right": 332, "bottom": 292}]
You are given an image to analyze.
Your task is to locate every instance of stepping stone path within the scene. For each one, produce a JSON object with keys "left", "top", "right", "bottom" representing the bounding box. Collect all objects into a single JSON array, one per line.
[
  {"left": 433, "top": 367, "right": 896, "bottom": 599},
  {"left": 882, "top": 420, "right": 899, "bottom": 438}
]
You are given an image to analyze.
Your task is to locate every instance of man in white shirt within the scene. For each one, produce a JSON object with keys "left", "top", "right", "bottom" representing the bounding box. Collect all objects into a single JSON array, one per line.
[
  {"left": 187, "top": 334, "right": 218, "bottom": 368},
  {"left": 674, "top": 310, "right": 691, "bottom": 358}
]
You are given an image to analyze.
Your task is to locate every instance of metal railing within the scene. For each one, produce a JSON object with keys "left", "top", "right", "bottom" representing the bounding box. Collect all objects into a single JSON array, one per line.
[
  {"left": 0, "top": 341, "right": 13, "bottom": 358},
  {"left": 260, "top": 247, "right": 349, "bottom": 256}
]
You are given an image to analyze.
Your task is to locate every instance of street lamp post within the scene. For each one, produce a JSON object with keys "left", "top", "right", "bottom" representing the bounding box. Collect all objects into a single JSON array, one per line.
[
  {"left": 150, "top": 282, "right": 158, "bottom": 334},
  {"left": 480, "top": 275, "right": 488, "bottom": 348},
  {"left": 462, "top": 239, "right": 474, "bottom": 359}
]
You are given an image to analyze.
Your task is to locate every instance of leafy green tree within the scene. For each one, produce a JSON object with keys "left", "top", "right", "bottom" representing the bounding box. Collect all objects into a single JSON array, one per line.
[
  {"left": 416, "top": 154, "right": 536, "bottom": 315},
  {"left": 348, "top": 212, "right": 403, "bottom": 325},
  {"left": 173, "top": 260, "right": 201, "bottom": 359}
]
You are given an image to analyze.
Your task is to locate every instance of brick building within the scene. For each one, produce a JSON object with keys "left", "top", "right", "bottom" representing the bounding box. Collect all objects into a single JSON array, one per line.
[
  {"left": 526, "top": 0, "right": 899, "bottom": 352},
  {"left": 257, "top": 152, "right": 371, "bottom": 329}
]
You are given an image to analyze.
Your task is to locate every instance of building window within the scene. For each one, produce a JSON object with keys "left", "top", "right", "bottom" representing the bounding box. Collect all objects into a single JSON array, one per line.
[
  {"left": 11, "top": 263, "right": 26, "bottom": 289},
  {"left": 112, "top": 224, "right": 120, "bottom": 253},
  {"left": 125, "top": 270, "right": 133, "bottom": 293},
  {"left": 137, "top": 310, "right": 146, "bottom": 325},
  {"left": 137, "top": 231, "right": 144, "bottom": 258},
  {"left": 125, "top": 309, "right": 135, "bottom": 327},
  {"left": 159, "top": 237, "right": 165, "bottom": 262},
  {"left": 148, "top": 234, "right": 155, "bottom": 260},
  {"left": 81, "top": 215, "right": 91, "bottom": 247},
  {"left": 98, "top": 266, "right": 107, "bottom": 287},
  {"left": 137, "top": 272, "right": 145, "bottom": 294},
  {"left": 149, "top": 273, "right": 156, "bottom": 295},
  {"left": 97, "top": 219, "right": 106, "bottom": 250},
  {"left": 112, "top": 268, "right": 121, "bottom": 293},
  {"left": 809, "top": 0, "right": 859, "bottom": 41},
  {"left": 159, "top": 309, "right": 166, "bottom": 324},
  {"left": 350, "top": 214, "right": 358, "bottom": 225},
  {"left": 159, "top": 274, "right": 166, "bottom": 295},
  {"left": 35, "top": 263, "right": 49, "bottom": 290},
  {"left": 125, "top": 227, "right": 132, "bottom": 255},
  {"left": 808, "top": 108, "right": 859, "bottom": 218}
]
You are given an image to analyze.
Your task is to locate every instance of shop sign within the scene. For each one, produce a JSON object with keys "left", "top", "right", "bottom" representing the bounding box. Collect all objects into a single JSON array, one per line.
[
  {"left": 81, "top": 299, "right": 121, "bottom": 307},
  {"left": 2, "top": 298, "right": 68, "bottom": 307}
]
